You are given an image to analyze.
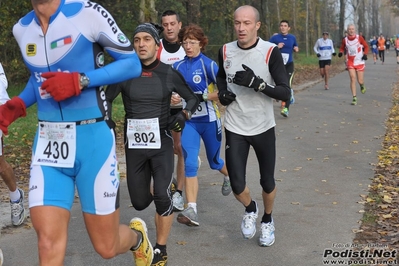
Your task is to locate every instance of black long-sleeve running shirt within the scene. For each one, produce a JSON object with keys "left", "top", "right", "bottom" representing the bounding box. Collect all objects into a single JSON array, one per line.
[{"left": 106, "top": 59, "right": 198, "bottom": 130}]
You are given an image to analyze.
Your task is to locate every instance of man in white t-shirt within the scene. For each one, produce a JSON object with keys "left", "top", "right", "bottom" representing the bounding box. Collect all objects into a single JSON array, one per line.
[
  {"left": 0, "top": 62, "right": 26, "bottom": 227},
  {"left": 313, "top": 32, "right": 336, "bottom": 90}
]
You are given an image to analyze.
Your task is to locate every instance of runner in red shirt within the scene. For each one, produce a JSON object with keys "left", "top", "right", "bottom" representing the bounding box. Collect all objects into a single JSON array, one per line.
[{"left": 338, "top": 24, "right": 369, "bottom": 105}]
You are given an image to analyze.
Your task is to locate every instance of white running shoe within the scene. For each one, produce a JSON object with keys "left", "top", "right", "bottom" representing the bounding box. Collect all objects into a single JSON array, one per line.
[
  {"left": 259, "top": 219, "right": 275, "bottom": 246},
  {"left": 177, "top": 206, "right": 199, "bottom": 226},
  {"left": 0, "top": 248, "right": 3, "bottom": 266},
  {"left": 172, "top": 192, "right": 184, "bottom": 212},
  {"left": 10, "top": 188, "right": 26, "bottom": 226},
  {"left": 241, "top": 201, "right": 258, "bottom": 239}
]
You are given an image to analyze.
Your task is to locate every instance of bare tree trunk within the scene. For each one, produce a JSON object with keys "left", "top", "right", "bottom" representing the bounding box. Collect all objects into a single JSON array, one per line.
[
  {"left": 358, "top": 0, "right": 365, "bottom": 34},
  {"left": 261, "top": 0, "right": 270, "bottom": 37},
  {"left": 149, "top": 0, "right": 157, "bottom": 22},
  {"left": 380, "top": 4, "right": 391, "bottom": 36},
  {"left": 305, "top": 0, "right": 309, "bottom": 56},
  {"left": 339, "top": 0, "right": 345, "bottom": 37},
  {"left": 276, "top": 0, "right": 281, "bottom": 24},
  {"left": 372, "top": 0, "right": 380, "bottom": 35},
  {"left": 224, "top": 0, "right": 234, "bottom": 41},
  {"left": 138, "top": 0, "right": 158, "bottom": 23},
  {"left": 185, "top": 0, "right": 201, "bottom": 24},
  {"left": 349, "top": 0, "right": 360, "bottom": 32},
  {"left": 139, "top": 0, "right": 145, "bottom": 23},
  {"left": 292, "top": 0, "right": 296, "bottom": 30},
  {"left": 316, "top": 0, "right": 321, "bottom": 37},
  {"left": 366, "top": 0, "right": 373, "bottom": 36}
]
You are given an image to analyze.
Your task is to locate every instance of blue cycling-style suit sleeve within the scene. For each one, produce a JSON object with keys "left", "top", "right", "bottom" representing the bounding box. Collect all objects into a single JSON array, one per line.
[{"left": 13, "top": 0, "right": 141, "bottom": 122}]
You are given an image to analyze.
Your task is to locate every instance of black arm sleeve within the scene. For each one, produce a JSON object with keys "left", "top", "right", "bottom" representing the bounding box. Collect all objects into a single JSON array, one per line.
[
  {"left": 171, "top": 69, "right": 199, "bottom": 115},
  {"left": 260, "top": 47, "right": 291, "bottom": 101},
  {"left": 216, "top": 47, "right": 228, "bottom": 93},
  {"left": 105, "top": 82, "right": 123, "bottom": 126},
  {"left": 105, "top": 82, "right": 123, "bottom": 103}
]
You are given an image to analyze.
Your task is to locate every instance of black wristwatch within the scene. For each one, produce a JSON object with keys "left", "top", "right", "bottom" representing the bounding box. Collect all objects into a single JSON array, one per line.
[
  {"left": 79, "top": 73, "right": 90, "bottom": 89},
  {"left": 258, "top": 82, "right": 266, "bottom": 92}
]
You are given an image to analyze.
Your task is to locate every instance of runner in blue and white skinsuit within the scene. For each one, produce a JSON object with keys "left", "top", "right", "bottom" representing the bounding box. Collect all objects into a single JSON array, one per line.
[{"left": 7, "top": 0, "right": 153, "bottom": 264}]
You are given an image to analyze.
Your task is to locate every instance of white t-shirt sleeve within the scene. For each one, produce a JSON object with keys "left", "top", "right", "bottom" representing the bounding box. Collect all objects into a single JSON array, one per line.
[
  {"left": 313, "top": 40, "right": 319, "bottom": 54},
  {"left": 0, "top": 63, "right": 8, "bottom": 91}
]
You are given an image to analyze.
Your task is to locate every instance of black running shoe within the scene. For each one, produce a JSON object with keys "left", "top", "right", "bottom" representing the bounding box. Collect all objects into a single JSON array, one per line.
[{"left": 151, "top": 248, "right": 167, "bottom": 266}]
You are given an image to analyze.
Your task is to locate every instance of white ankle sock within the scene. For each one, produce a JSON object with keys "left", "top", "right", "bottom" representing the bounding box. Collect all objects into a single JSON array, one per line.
[
  {"left": 10, "top": 188, "right": 21, "bottom": 202},
  {"left": 187, "top": 202, "right": 197, "bottom": 213}
]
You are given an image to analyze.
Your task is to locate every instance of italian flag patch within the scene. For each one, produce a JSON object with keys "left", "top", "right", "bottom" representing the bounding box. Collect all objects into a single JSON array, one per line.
[{"left": 51, "top": 36, "right": 72, "bottom": 49}]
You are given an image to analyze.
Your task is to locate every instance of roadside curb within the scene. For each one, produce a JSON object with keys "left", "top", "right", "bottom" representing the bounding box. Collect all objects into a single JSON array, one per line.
[{"left": 294, "top": 69, "right": 346, "bottom": 92}]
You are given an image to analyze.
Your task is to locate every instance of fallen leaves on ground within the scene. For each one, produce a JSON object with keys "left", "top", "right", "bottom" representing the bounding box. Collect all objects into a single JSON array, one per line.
[{"left": 353, "top": 80, "right": 399, "bottom": 249}]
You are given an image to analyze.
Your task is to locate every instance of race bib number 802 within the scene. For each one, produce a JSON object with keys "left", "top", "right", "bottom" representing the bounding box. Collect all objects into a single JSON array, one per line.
[{"left": 127, "top": 118, "right": 161, "bottom": 149}]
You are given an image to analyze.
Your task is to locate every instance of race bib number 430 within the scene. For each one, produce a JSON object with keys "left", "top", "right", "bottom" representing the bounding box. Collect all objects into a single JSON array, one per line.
[{"left": 33, "top": 122, "right": 76, "bottom": 168}]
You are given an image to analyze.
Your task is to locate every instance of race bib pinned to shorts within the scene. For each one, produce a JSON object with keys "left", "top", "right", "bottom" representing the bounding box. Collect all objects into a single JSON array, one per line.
[{"left": 33, "top": 122, "right": 76, "bottom": 168}]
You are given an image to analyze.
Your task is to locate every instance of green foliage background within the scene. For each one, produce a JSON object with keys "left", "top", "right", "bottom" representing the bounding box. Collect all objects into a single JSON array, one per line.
[{"left": 0, "top": 0, "right": 343, "bottom": 85}]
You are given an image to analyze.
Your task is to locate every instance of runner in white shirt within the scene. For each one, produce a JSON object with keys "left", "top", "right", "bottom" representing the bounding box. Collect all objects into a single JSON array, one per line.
[
  {"left": 217, "top": 5, "right": 290, "bottom": 247},
  {"left": 313, "top": 32, "right": 336, "bottom": 90},
  {"left": 0, "top": 62, "right": 26, "bottom": 227}
]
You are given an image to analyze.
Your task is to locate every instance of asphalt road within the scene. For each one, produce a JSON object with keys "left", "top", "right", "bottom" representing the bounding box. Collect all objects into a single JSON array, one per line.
[{"left": 0, "top": 53, "right": 398, "bottom": 266}]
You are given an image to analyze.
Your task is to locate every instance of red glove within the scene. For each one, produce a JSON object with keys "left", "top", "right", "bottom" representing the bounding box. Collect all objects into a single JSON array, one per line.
[
  {"left": 41, "top": 72, "right": 81, "bottom": 102},
  {"left": 0, "top": 97, "right": 27, "bottom": 135}
]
